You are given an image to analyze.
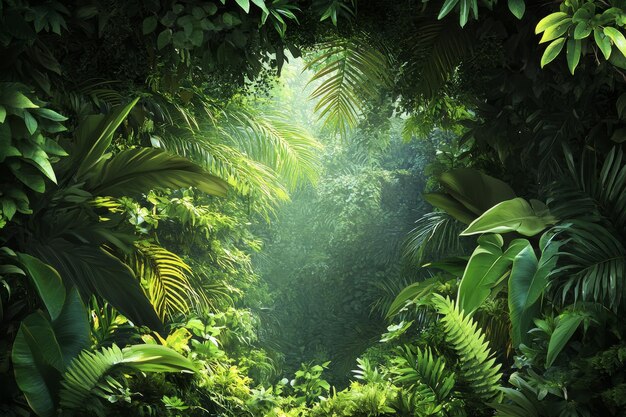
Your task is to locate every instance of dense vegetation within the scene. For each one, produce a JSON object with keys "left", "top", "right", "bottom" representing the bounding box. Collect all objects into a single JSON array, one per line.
[{"left": 2, "top": 0, "right": 626, "bottom": 416}]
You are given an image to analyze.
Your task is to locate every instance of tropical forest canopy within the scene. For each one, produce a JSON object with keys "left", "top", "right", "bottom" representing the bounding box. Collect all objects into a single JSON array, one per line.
[{"left": 1, "top": 0, "right": 626, "bottom": 416}]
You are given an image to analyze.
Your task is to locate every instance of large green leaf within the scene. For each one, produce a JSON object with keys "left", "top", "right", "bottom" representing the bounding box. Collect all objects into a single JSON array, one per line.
[
  {"left": 425, "top": 168, "right": 516, "bottom": 224},
  {"left": 546, "top": 312, "right": 583, "bottom": 367},
  {"left": 30, "top": 240, "right": 163, "bottom": 331},
  {"left": 52, "top": 288, "right": 90, "bottom": 367},
  {"left": 457, "top": 235, "right": 530, "bottom": 314},
  {"left": 508, "top": 234, "right": 563, "bottom": 346},
  {"left": 438, "top": 169, "right": 516, "bottom": 216},
  {"left": 386, "top": 277, "right": 447, "bottom": 319},
  {"left": 12, "top": 312, "right": 64, "bottom": 417},
  {"left": 423, "top": 192, "right": 476, "bottom": 224},
  {"left": 60, "top": 343, "right": 196, "bottom": 412},
  {"left": 461, "top": 198, "right": 556, "bottom": 237},
  {"left": 122, "top": 344, "right": 197, "bottom": 372},
  {"left": 85, "top": 147, "right": 228, "bottom": 197},
  {"left": 17, "top": 253, "right": 65, "bottom": 320},
  {"left": 74, "top": 98, "right": 139, "bottom": 178}
]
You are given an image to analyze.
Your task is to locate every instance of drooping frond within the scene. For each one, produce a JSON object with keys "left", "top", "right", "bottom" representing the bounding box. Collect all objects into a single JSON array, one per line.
[
  {"left": 154, "top": 132, "right": 289, "bottom": 216},
  {"left": 131, "top": 242, "right": 196, "bottom": 320},
  {"left": 305, "top": 37, "right": 392, "bottom": 136},
  {"left": 432, "top": 295, "right": 502, "bottom": 403},
  {"left": 400, "top": 17, "right": 473, "bottom": 100},
  {"left": 561, "top": 146, "right": 626, "bottom": 231},
  {"left": 546, "top": 147, "right": 626, "bottom": 311},
  {"left": 60, "top": 344, "right": 195, "bottom": 413},
  {"left": 215, "top": 107, "right": 323, "bottom": 190},
  {"left": 403, "top": 211, "right": 468, "bottom": 264}
]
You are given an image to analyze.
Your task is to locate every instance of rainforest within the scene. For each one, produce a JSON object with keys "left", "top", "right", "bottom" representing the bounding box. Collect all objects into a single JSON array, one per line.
[{"left": 1, "top": 0, "right": 626, "bottom": 416}]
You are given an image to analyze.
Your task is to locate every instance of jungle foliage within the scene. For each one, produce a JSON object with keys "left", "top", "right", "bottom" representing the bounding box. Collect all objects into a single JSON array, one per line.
[{"left": 2, "top": 0, "right": 626, "bottom": 416}]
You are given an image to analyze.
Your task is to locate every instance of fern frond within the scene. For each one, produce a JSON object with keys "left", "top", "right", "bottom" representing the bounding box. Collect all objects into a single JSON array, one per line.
[
  {"left": 131, "top": 242, "right": 195, "bottom": 320},
  {"left": 391, "top": 345, "right": 455, "bottom": 402},
  {"left": 432, "top": 295, "right": 502, "bottom": 403},
  {"left": 305, "top": 37, "right": 392, "bottom": 136}
]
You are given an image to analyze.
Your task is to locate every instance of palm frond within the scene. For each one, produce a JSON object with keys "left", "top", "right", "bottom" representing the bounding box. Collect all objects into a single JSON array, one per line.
[
  {"left": 60, "top": 344, "right": 195, "bottom": 413},
  {"left": 131, "top": 242, "right": 196, "bottom": 320},
  {"left": 563, "top": 146, "right": 626, "bottom": 231},
  {"left": 403, "top": 211, "right": 468, "bottom": 265},
  {"left": 548, "top": 220, "right": 626, "bottom": 311},
  {"left": 221, "top": 109, "right": 323, "bottom": 191},
  {"left": 155, "top": 133, "right": 289, "bottom": 215},
  {"left": 305, "top": 37, "right": 392, "bottom": 136},
  {"left": 401, "top": 17, "right": 473, "bottom": 100}
]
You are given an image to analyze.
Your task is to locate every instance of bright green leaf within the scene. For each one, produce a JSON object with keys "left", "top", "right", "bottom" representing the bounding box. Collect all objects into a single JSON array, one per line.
[
  {"left": 458, "top": 235, "right": 530, "bottom": 314},
  {"left": 595, "top": 28, "right": 612, "bottom": 60},
  {"left": 566, "top": 38, "right": 582, "bottom": 74},
  {"left": 535, "top": 12, "right": 568, "bottom": 34},
  {"left": 461, "top": 198, "right": 557, "bottom": 236},
  {"left": 604, "top": 27, "right": 626, "bottom": 57},
  {"left": 235, "top": 0, "right": 250, "bottom": 13}
]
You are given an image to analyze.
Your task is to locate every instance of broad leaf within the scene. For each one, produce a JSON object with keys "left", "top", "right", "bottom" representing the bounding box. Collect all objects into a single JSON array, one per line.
[
  {"left": 436, "top": 168, "right": 516, "bottom": 218},
  {"left": 17, "top": 253, "right": 65, "bottom": 320},
  {"left": 457, "top": 235, "right": 530, "bottom": 314},
  {"left": 423, "top": 256, "right": 469, "bottom": 276},
  {"left": 31, "top": 240, "right": 163, "bottom": 331},
  {"left": 509, "top": 234, "right": 563, "bottom": 347},
  {"left": 73, "top": 98, "right": 139, "bottom": 179},
  {"left": 52, "top": 288, "right": 90, "bottom": 367},
  {"left": 461, "top": 198, "right": 556, "bottom": 237},
  {"left": 423, "top": 192, "right": 476, "bottom": 224},
  {"left": 122, "top": 344, "right": 197, "bottom": 373},
  {"left": 508, "top": 0, "right": 525, "bottom": 19},
  {"left": 541, "top": 38, "right": 566, "bottom": 68},
  {"left": 546, "top": 312, "right": 583, "bottom": 367},
  {"left": 12, "top": 312, "right": 64, "bottom": 417},
  {"left": 386, "top": 277, "right": 446, "bottom": 319}
]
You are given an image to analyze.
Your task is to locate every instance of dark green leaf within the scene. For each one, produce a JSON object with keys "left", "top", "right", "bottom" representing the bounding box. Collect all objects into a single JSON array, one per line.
[
  {"left": 17, "top": 253, "right": 66, "bottom": 320},
  {"left": 142, "top": 16, "right": 158, "bottom": 34},
  {"left": 546, "top": 313, "right": 583, "bottom": 366},
  {"left": 508, "top": 0, "right": 525, "bottom": 19}
]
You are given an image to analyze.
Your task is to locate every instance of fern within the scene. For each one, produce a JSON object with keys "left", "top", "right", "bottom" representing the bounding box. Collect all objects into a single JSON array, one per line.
[
  {"left": 305, "top": 36, "right": 392, "bottom": 136},
  {"left": 432, "top": 294, "right": 503, "bottom": 403},
  {"left": 391, "top": 345, "right": 456, "bottom": 403}
]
